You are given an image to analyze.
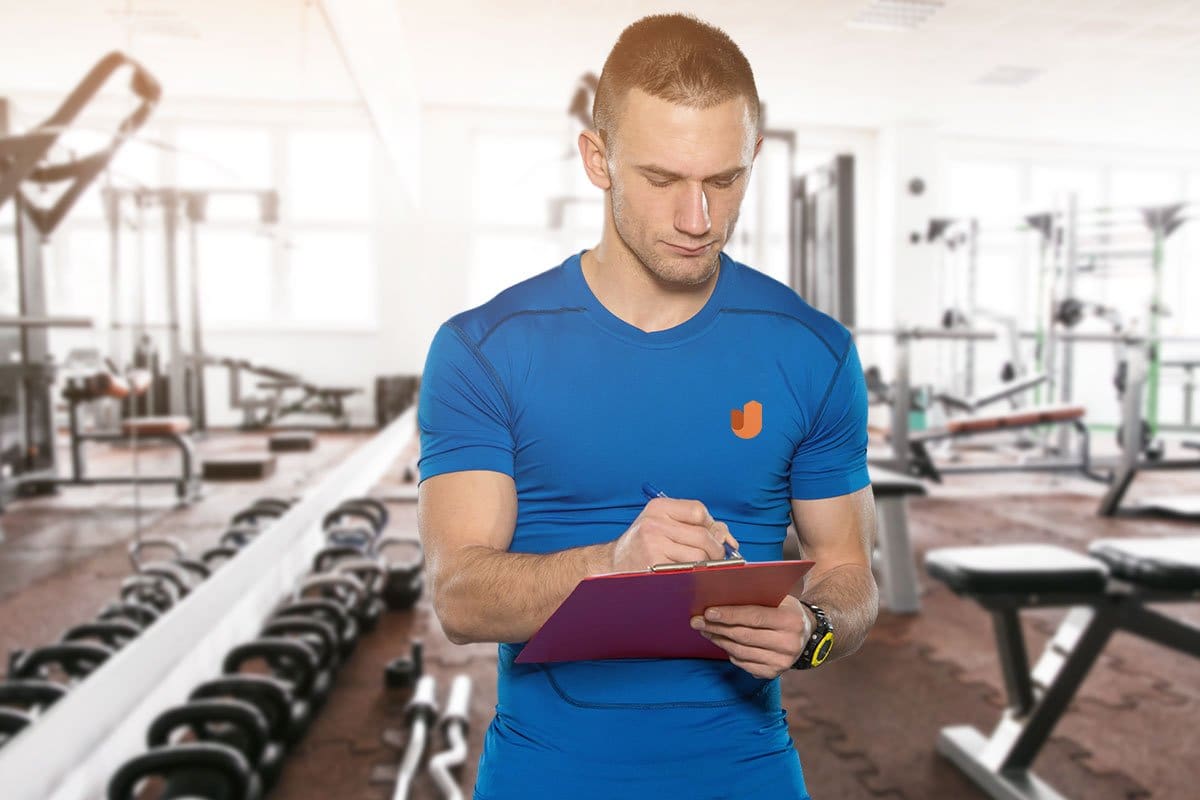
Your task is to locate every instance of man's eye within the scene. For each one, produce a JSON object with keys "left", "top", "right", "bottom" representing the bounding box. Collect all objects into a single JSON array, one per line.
[
  {"left": 648, "top": 178, "right": 672, "bottom": 188},
  {"left": 711, "top": 179, "right": 737, "bottom": 189}
]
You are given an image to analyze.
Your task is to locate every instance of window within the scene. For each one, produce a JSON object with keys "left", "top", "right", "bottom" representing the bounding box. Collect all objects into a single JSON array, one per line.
[
  {"left": 467, "top": 232, "right": 562, "bottom": 309},
  {"left": 288, "top": 130, "right": 372, "bottom": 221},
  {"left": 0, "top": 230, "right": 19, "bottom": 316},
  {"left": 177, "top": 127, "right": 272, "bottom": 190},
  {"left": 288, "top": 232, "right": 375, "bottom": 326},
  {"left": 945, "top": 161, "right": 1022, "bottom": 219},
  {"left": 472, "top": 132, "right": 567, "bottom": 227},
  {"left": 197, "top": 232, "right": 274, "bottom": 325},
  {"left": 1029, "top": 165, "right": 1102, "bottom": 210}
]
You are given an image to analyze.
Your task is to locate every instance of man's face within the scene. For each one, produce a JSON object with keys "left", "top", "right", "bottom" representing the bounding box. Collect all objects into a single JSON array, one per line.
[{"left": 606, "top": 88, "right": 759, "bottom": 287}]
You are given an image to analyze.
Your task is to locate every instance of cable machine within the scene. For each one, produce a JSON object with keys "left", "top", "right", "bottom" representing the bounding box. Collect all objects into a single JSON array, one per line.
[{"left": 0, "top": 52, "right": 161, "bottom": 509}]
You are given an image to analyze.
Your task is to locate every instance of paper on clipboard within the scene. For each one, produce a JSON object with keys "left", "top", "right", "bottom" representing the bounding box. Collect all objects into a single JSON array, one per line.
[{"left": 514, "top": 559, "right": 814, "bottom": 664}]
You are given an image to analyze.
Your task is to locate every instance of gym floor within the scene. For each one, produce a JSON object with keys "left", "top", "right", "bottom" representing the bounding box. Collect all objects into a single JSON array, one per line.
[{"left": 1, "top": 432, "right": 1195, "bottom": 798}]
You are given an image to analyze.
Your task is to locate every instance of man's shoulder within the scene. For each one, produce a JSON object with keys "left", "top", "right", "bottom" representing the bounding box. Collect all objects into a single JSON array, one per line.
[
  {"left": 726, "top": 256, "right": 852, "bottom": 361},
  {"left": 442, "top": 258, "right": 575, "bottom": 346}
]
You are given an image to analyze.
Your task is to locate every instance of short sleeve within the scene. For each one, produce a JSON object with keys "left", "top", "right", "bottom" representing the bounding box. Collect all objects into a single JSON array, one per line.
[
  {"left": 416, "top": 323, "right": 515, "bottom": 483},
  {"left": 789, "top": 339, "right": 870, "bottom": 500}
]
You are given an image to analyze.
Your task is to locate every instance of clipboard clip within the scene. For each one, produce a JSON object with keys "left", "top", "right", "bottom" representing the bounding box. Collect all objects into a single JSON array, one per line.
[{"left": 649, "top": 557, "right": 747, "bottom": 573}]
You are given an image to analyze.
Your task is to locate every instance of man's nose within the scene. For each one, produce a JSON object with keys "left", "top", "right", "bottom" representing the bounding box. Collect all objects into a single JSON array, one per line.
[{"left": 675, "top": 183, "right": 712, "bottom": 238}]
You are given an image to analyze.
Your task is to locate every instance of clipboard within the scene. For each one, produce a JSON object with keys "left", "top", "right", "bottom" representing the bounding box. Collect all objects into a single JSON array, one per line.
[{"left": 515, "top": 558, "right": 814, "bottom": 664}]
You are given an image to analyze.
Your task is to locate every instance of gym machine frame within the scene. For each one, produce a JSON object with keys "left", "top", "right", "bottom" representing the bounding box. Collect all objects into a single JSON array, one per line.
[
  {"left": 102, "top": 186, "right": 279, "bottom": 433},
  {"left": 0, "top": 52, "right": 162, "bottom": 510}
]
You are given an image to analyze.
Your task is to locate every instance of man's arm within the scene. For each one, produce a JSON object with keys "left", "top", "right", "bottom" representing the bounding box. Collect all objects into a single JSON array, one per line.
[
  {"left": 420, "top": 469, "right": 735, "bottom": 645},
  {"left": 691, "top": 486, "right": 878, "bottom": 677},
  {"left": 419, "top": 469, "right": 612, "bottom": 645},
  {"left": 788, "top": 485, "right": 879, "bottom": 661}
]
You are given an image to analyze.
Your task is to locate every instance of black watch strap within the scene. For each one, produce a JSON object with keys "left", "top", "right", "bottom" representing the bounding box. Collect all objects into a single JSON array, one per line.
[{"left": 792, "top": 602, "right": 834, "bottom": 670}]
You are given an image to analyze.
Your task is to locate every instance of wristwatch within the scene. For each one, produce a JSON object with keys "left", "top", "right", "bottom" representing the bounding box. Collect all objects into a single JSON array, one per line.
[{"left": 792, "top": 601, "right": 834, "bottom": 670}]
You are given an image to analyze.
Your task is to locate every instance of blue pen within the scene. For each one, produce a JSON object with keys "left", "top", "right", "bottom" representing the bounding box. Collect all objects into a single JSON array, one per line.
[{"left": 641, "top": 482, "right": 742, "bottom": 560}]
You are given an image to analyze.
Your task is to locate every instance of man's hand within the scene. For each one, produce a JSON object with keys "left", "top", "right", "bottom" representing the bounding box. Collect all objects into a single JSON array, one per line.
[
  {"left": 608, "top": 498, "right": 740, "bottom": 573},
  {"left": 690, "top": 595, "right": 814, "bottom": 679}
]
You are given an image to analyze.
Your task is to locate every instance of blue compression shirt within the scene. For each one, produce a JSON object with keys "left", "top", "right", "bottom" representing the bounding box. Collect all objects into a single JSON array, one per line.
[{"left": 418, "top": 250, "right": 870, "bottom": 800}]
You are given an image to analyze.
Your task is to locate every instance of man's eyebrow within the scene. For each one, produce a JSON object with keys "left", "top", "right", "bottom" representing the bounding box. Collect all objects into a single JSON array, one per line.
[{"left": 636, "top": 164, "right": 746, "bottom": 181}]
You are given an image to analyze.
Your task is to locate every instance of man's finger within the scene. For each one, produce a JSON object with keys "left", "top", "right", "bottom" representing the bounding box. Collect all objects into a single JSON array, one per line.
[
  {"left": 701, "top": 631, "right": 779, "bottom": 664},
  {"left": 692, "top": 619, "right": 788, "bottom": 650},
  {"left": 664, "top": 524, "right": 726, "bottom": 561},
  {"left": 658, "top": 542, "right": 713, "bottom": 565},
  {"left": 702, "top": 604, "right": 782, "bottom": 629}
]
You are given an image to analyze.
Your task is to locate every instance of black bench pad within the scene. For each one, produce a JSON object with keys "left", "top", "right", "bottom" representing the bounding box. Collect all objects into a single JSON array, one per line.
[
  {"left": 1088, "top": 536, "right": 1200, "bottom": 592},
  {"left": 925, "top": 544, "right": 1109, "bottom": 595},
  {"left": 869, "top": 467, "right": 927, "bottom": 498}
]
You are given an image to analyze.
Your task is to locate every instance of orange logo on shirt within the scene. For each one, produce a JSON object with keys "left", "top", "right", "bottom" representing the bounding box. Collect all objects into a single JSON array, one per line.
[{"left": 731, "top": 401, "right": 762, "bottom": 439}]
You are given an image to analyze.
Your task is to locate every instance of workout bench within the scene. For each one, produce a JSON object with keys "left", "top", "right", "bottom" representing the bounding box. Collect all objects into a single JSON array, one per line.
[
  {"left": 29, "top": 370, "right": 202, "bottom": 503},
  {"left": 906, "top": 404, "right": 1095, "bottom": 482},
  {"left": 924, "top": 537, "right": 1200, "bottom": 800}
]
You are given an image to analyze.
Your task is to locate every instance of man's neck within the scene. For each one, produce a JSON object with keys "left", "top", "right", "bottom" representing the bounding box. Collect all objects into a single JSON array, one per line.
[{"left": 581, "top": 238, "right": 719, "bottom": 334}]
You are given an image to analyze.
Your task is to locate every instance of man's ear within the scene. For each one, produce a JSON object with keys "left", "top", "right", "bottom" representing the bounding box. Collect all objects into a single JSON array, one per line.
[
  {"left": 753, "top": 134, "right": 764, "bottom": 161},
  {"left": 579, "top": 130, "right": 612, "bottom": 191}
]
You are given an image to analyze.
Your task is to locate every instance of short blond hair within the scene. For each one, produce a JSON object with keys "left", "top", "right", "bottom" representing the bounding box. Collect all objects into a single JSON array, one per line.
[{"left": 592, "top": 13, "right": 760, "bottom": 148}]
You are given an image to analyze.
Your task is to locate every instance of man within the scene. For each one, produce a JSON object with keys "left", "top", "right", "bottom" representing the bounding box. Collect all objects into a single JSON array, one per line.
[{"left": 417, "top": 13, "right": 877, "bottom": 800}]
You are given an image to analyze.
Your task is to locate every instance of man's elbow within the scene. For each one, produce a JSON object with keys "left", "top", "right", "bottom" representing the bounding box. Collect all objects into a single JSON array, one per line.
[{"left": 431, "top": 579, "right": 475, "bottom": 645}]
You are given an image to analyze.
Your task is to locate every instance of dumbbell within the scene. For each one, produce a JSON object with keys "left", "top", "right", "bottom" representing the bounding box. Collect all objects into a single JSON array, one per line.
[
  {"left": 200, "top": 545, "right": 239, "bottom": 571},
  {"left": 385, "top": 641, "right": 424, "bottom": 690},
  {"left": 0, "top": 679, "right": 67, "bottom": 713},
  {"left": 190, "top": 674, "right": 299, "bottom": 753},
  {"left": 294, "top": 574, "right": 367, "bottom": 629},
  {"left": 247, "top": 497, "right": 295, "bottom": 516},
  {"left": 60, "top": 620, "right": 141, "bottom": 651},
  {"left": 135, "top": 560, "right": 199, "bottom": 599},
  {"left": 259, "top": 617, "right": 340, "bottom": 707},
  {"left": 97, "top": 600, "right": 160, "bottom": 630},
  {"left": 230, "top": 504, "right": 286, "bottom": 530},
  {"left": 129, "top": 537, "right": 211, "bottom": 584},
  {"left": 107, "top": 741, "right": 259, "bottom": 800},
  {"left": 430, "top": 675, "right": 474, "bottom": 800},
  {"left": 331, "top": 559, "right": 387, "bottom": 631},
  {"left": 376, "top": 537, "right": 424, "bottom": 612},
  {"left": 119, "top": 573, "right": 181, "bottom": 613},
  {"left": 9, "top": 642, "right": 113, "bottom": 687},
  {"left": 145, "top": 699, "right": 271, "bottom": 796},
  {"left": 0, "top": 679, "right": 65, "bottom": 747},
  {"left": 392, "top": 675, "right": 438, "bottom": 800},
  {"left": 322, "top": 497, "right": 388, "bottom": 534},
  {"left": 0, "top": 707, "right": 32, "bottom": 747},
  {"left": 272, "top": 598, "right": 359, "bottom": 661},
  {"left": 297, "top": 570, "right": 380, "bottom": 632},
  {"left": 222, "top": 639, "right": 318, "bottom": 744}
]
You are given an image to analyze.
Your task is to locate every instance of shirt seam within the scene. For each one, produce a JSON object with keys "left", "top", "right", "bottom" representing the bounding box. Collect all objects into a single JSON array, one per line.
[
  {"left": 446, "top": 321, "right": 517, "bottom": 426},
  {"left": 805, "top": 338, "right": 853, "bottom": 442},
  {"left": 721, "top": 308, "right": 841, "bottom": 359}
]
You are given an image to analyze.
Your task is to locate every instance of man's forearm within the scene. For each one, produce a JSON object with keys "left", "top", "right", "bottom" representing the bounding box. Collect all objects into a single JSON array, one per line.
[
  {"left": 796, "top": 563, "right": 879, "bottom": 662},
  {"left": 433, "top": 542, "right": 614, "bottom": 645}
]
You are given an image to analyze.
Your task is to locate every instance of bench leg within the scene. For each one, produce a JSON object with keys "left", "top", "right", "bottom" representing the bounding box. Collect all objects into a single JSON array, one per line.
[
  {"left": 873, "top": 497, "right": 921, "bottom": 613},
  {"left": 937, "top": 604, "right": 1118, "bottom": 799}
]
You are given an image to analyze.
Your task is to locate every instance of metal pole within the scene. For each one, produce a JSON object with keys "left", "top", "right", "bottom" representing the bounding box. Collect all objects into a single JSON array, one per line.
[
  {"left": 104, "top": 188, "right": 124, "bottom": 370},
  {"left": 1145, "top": 212, "right": 1164, "bottom": 439},
  {"left": 892, "top": 333, "right": 912, "bottom": 473},
  {"left": 1055, "top": 194, "right": 1079, "bottom": 454},
  {"left": 965, "top": 219, "right": 979, "bottom": 397},
  {"left": 185, "top": 194, "right": 206, "bottom": 432},
  {"left": 162, "top": 192, "right": 186, "bottom": 417}
]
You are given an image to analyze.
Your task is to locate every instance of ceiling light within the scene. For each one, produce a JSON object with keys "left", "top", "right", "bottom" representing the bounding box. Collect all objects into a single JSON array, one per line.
[{"left": 849, "top": 0, "right": 945, "bottom": 32}]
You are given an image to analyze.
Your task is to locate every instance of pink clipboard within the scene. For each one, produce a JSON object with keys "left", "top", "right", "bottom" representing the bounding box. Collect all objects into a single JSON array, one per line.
[{"left": 515, "top": 559, "right": 814, "bottom": 664}]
